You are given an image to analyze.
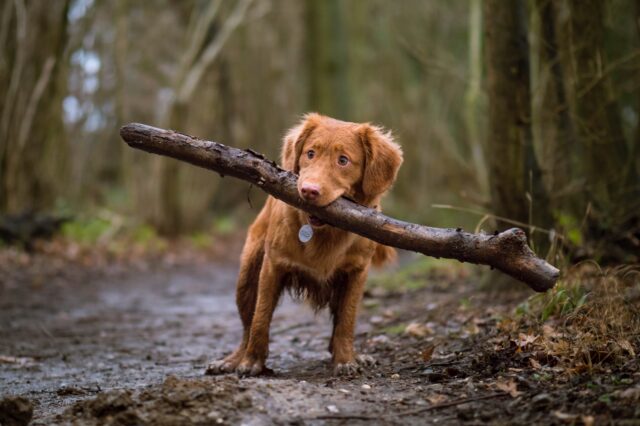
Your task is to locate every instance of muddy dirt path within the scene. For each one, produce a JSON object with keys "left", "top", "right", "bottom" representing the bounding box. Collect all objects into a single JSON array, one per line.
[
  {"left": 1, "top": 254, "right": 637, "bottom": 424},
  {"left": 0, "top": 255, "right": 473, "bottom": 425}
]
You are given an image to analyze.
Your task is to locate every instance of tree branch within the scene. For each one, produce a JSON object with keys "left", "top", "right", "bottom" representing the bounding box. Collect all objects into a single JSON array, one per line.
[
  {"left": 177, "top": 0, "right": 253, "bottom": 103},
  {"left": 120, "top": 123, "right": 560, "bottom": 292}
]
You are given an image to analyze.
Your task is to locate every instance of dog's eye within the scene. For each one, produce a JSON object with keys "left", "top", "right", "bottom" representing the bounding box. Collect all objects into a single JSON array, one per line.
[
  {"left": 338, "top": 155, "right": 349, "bottom": 166},
  {"left": 307, "top": 150, "right": 315, "bottom": 159}
]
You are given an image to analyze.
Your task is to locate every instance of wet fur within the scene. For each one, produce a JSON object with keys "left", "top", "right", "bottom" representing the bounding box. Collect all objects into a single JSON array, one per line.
[{"left": 208, "top": 113, "right": 403, "bottom": 376}]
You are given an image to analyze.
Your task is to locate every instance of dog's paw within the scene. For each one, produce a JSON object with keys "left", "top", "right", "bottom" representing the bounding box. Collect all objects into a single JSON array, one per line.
[
  {"left": 356, "top": 354, "right": 377, "bottom": 367},
  {"left": 333, "top": 354, "right": 377, "bottom": 376},
  {"left": 333, "top": 361, "right": 362, "bottom": 376},
  {"left": 205, "top": 359, "right": 236, "bottom": 376},
  {"left": 236, "top": 357, "right": 266, "bottom": 377}
]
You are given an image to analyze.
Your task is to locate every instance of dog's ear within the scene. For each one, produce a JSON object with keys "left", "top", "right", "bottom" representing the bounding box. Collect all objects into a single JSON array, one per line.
[
  {"left": 281, "top": 113, "right": 321, "bottom": 173},
  {"left": 359, "top": 124, "right": 403, "bottom": 202}
]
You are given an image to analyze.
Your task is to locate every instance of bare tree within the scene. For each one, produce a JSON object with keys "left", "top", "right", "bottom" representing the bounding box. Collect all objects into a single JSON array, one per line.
[
  {"left": 306, "top": 0, "right": 350, "bottom": 119},
  {"left": 552, "top": 0, "right": 639, "bottom": 259},
  {"left": 531, "top": 0, "right": 575, "bottom": 204},
  {"left": 555, "top": 0, "right": 628, "bottom": 211},
  {"left": 483, "top": 0, "right": 553, "bottom": 254},
  {"left": 152, "top": 0, "right": 254, "bottom": 234},
  {"left": 0, "top": 0, "right": 70, "bottom": 213},
  {"left": 464, "top": 0, "right": 488, "bottom": 194}
]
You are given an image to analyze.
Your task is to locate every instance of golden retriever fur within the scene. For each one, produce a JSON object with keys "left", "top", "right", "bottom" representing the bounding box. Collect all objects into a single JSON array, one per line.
[{"left": 206, "top": 113, "right": 403, "bottom": 376}]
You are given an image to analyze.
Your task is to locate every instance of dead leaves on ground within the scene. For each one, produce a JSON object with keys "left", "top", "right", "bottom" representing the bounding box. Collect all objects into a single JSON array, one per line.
[
  {"left": 421, "top": 344, "right": 436, "bottom": 363},
  {"left": 489, "top": 265, "right": 640, "bottom": 375},
  {"left": 552, "top": 411, "right": 595, "bottom": 425},
  {"left": 494, "top": 378, "right": 522, "bottom": 398},
  {"left": 404, "top": 322, "right": 433, "bottom": 338}
]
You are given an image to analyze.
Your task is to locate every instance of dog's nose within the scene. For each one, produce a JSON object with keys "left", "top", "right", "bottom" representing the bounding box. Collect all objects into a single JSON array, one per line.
[{"left": 300, "top": 183, "right": 320, "bottom": 201}]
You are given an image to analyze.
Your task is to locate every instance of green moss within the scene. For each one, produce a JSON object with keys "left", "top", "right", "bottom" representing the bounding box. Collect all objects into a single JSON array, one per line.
[
  {"left": 62, "top": 218, "right": 111, "bottom": 244},
  {"left": 381, "top": 324, "right": 406, "bottom": 335},
  {"left": 189, "top": 232, "right": 213, "bottom": 249},
  {"left": 558, "top": 213, "right": 582, "bottom": 246},
  {"left": 132, "top": 225, "right": 159, "bottom": 245},
  {"left": 369, "top": 257, "right": 465, "bottom": 291},
  {"left": 213, "top": 216, "right": 236, "bottom": 235}
]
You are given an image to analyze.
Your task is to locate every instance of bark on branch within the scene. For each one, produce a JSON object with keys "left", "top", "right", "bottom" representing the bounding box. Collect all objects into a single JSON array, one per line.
[{"left": 120, "top": 123, "right": 560, "bottom": 292}]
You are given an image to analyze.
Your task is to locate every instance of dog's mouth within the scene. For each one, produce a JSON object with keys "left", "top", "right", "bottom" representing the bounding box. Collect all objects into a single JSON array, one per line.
[{"left": 308, "top": 214, "right": 325, "bottom": 227}]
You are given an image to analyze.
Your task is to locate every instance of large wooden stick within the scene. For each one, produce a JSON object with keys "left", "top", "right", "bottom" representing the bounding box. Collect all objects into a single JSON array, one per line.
[{"left": 120, "top": 123, "right": 559, "bottom": 292}]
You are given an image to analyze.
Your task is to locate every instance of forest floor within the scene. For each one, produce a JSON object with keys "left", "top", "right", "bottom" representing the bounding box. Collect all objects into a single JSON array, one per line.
[{"left": 0, "top": 237, "right": 639, "bottom": 425}]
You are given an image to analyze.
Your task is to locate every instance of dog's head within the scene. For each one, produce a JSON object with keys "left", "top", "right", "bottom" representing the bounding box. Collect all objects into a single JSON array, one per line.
[{"left": 282, "top": 113, "right": 403, "bottom": 224}]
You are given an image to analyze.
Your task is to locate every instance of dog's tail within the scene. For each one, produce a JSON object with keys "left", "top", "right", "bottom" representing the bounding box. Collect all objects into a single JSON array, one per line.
[{"left": 371, "top": 244, "right": 397, "bottom": 268}]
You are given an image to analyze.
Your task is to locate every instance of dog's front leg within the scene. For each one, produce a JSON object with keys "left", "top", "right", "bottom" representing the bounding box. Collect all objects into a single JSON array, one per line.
[
  {"left": 236, "top": 255, "right": 283, "bottom": 376},
  {"left": 330, "top": 268, "right": 376, "bottom": 376}
]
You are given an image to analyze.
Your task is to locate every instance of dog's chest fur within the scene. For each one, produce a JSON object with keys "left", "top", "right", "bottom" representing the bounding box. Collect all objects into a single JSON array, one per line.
[{"left": 278, "top": 226, "right": 357, "bottom": 281}]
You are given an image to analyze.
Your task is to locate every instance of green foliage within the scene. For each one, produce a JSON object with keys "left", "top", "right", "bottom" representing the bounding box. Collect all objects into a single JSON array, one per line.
[
  {"left": 517, "top": 280, "right": 589, "bottom": 322},
  {"left": 132, "top": 225, "right": 156, "bottom": 244},
  {"left": 598, "top": 394, "right": 612, "bottom": 405},
  {"left": 381, "top": 324, "right": 406, "bottom": 336},
  {"left": 542, "top": 284, "right": 588, "bottom": 321},
  {"left": 369, "top": 258, "right": 436, "bottom": 291},
  {"left": 532, "top": 372, "right": 553, "bottom": 382},
  {"left": 213, "top": 216, "right": 236, "bottom": 235},
  {"left": 60, "top": 216, "right": 170, "bottom": 252},
  {"left": 557, "top": 214, "right": 582, "bottom": 246},
  {"left": 369, "top": 256, "right": 470, "bottom": 293},
  {"left": 459, "top": 297, "right": 472, "bottom": 310},
  {"left": 188, "top": 232, "right": 213, "bottom": 249},
  {"left": 62, "top": 218, "right": 112, "bottom": 244}
]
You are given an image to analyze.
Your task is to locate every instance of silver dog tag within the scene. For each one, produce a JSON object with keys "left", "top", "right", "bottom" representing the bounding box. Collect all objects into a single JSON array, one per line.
[{"left": 298, "top": 224, "right": 313, "bottom": 243}]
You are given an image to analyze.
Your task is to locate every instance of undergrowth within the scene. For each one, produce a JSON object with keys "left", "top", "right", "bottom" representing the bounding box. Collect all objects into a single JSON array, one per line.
[
  {"left": 511, "top": 263, "right": 640, "bottom": 373},
  {"left": 369, "top": 256, "right": 470, "bottom": 292}
]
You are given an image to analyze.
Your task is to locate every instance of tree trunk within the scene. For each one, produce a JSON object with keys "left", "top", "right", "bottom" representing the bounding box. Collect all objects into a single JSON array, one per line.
[
  {"left": 306, "top": 0, "right": 350, "bottom": 119},
  {"left": 556, "top": 1, "right": 627, "bottom": 208},
  {"left": 464, "top": 0, "right": 488, "bottom": 194},
  {"left": 120, "top": 122, "right": 560, "bottom": 292},
  {"left": 0, "top": 0, "right": 70, "bottom": 213},
  {"left": 532, "top": 0, "right": 575, "bottom": 203},
  {"left": 151, "top": 0, "right": 252, "bottom": 235},
  {"left": 554, "top": 0, "right": 638, "bottom": 260},
  {"left": 483, "top": 0, "right": 553, "bottom": 253}
]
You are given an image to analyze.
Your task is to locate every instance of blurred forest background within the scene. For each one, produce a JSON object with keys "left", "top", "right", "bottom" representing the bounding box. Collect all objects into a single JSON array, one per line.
[{"left": 1, "top": 0, "right": 639, "bottom": 264}]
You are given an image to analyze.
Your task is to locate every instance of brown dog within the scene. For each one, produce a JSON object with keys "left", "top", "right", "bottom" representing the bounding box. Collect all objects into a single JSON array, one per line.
[{"left": 206, "top": 113, "right": 403, "bottom": 376}]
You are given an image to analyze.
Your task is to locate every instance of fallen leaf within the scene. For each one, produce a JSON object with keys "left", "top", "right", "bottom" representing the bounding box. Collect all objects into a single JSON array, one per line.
[
  {"left": 421, "top": 345, "right": 436, "bottom": 362},
  {"left": 426, "top": 394, "right": 447, "bottom": 405},
  {"left": 495, "top": 378, "right": 522, "bottom": 398},
  {"left": 529, "top": 358, "right": 542, "bottom": 369},
  {"left": 515, "top": 333, "right": 538, "bottom": 350},
  {"left": 464, "top": 322, "right": 481, "bottom": 335},
  {"left": 404, "top": 322, "right": 432, "bottom": 338},
  {"left": 497, "top": 318, "right": 517, "bottom": 333},
  {"left": 581, "top": 415, "right": 595, "bottom": 426},
  {"left": 616, "top": 339, "right": 636, "bottom": 357},
  {"left": 617, "top": 387, "right": 640, "bottom": 401},
  {"left": 552, "top": 411, "right": 578, "bottom": 422},
  {"left": 542, "top": 324, "right": 556, "bottom": 337},
  {"left": 0, "top": 356, "right": 36, "bottom": 367},
  {"left": 382, "top": 309, "right": 395, "bottom": 319}
]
